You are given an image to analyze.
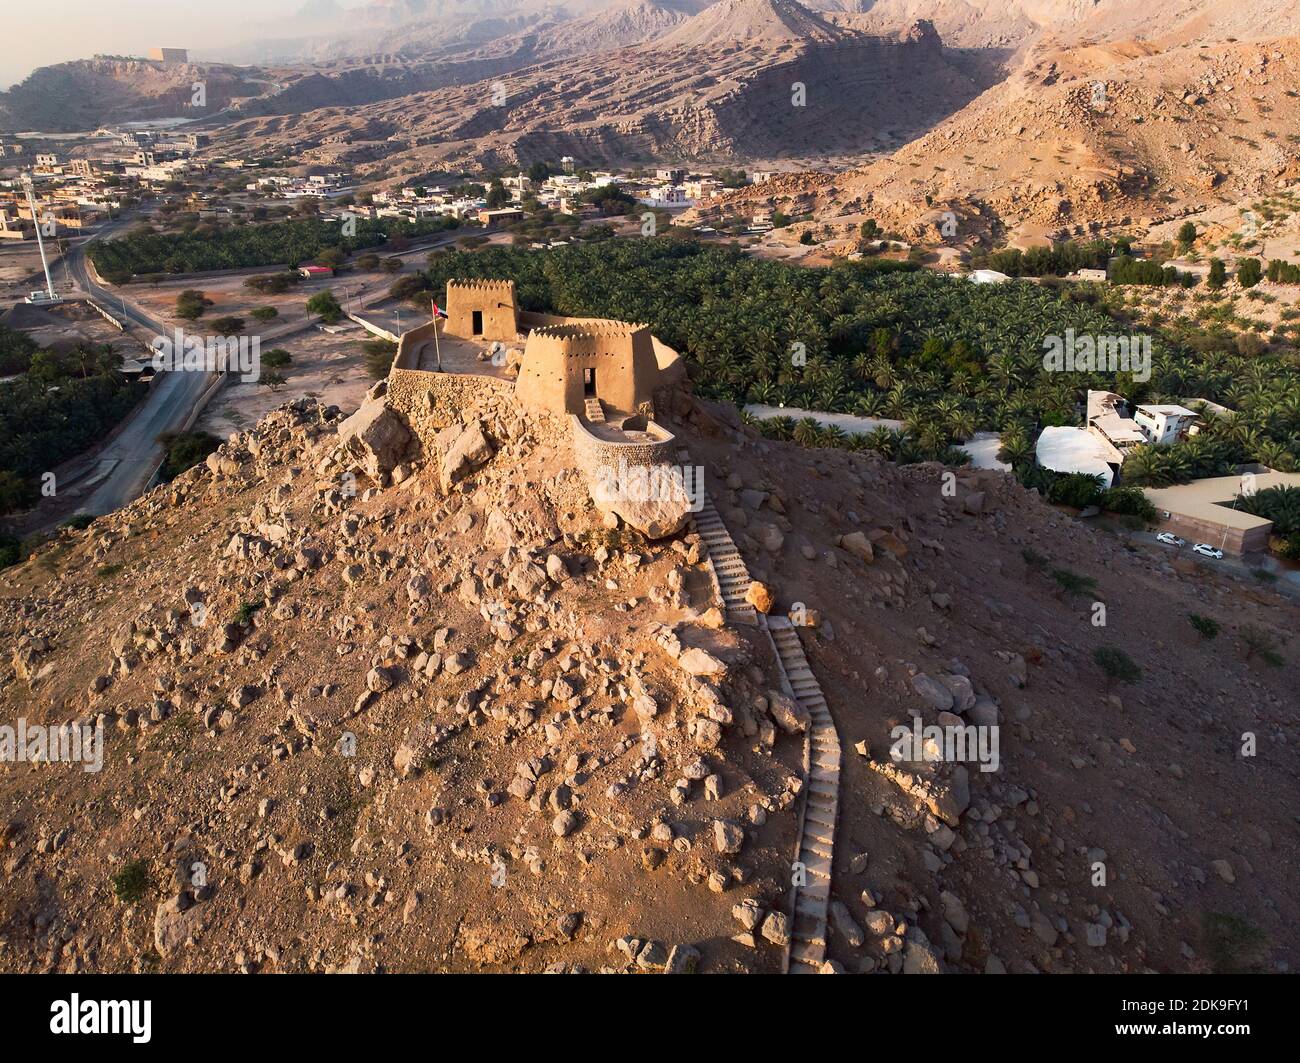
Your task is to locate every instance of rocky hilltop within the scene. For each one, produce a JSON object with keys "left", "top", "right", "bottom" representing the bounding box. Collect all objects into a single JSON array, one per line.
[
  {"left": 690, "top": 32, "right": 1300, "bottom": 243},
  {"left": 219, "top": 10, "right": 982, "bottom": 171},
  {"left": 0, "top": 59, "right": 269, "bottom": 134},
  {"left": 2, "top": 364, "right": 1296, "bottom": 973}
]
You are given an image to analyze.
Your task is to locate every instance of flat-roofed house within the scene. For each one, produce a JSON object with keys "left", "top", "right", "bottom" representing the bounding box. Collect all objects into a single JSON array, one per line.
[
  {"left": 1134, "top": 404, "right": 1199, "bottom": 446},
  {"left": 1145, "top": 471, "right": 1300, "bottom": 555}
]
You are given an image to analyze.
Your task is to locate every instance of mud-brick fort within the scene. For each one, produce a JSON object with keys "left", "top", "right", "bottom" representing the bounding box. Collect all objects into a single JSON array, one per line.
[{"left": 383, "top": 279, "right": 691, "bottom": 528}]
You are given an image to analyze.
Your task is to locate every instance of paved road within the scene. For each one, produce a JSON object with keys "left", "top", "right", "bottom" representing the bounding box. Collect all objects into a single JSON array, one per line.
[
  {"left": 1131, "top": 529, "right": 1300, "bottom": 596},
  {"left": 53, "top": 225, "right": 461, "bottom": 517},
  {"left": 64, "top": 226, "right": 218, "bottom": 515}
]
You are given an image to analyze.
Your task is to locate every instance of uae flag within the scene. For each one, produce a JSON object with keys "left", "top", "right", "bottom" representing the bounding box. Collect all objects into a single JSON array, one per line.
[{"left": 432, "top": 302, "right": 449, "bottom": 320}]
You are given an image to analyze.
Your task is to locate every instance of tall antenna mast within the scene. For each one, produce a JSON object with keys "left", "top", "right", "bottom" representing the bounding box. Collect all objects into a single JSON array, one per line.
[{"left": 23, "top": 172, "right": 58, "bottom": 301}]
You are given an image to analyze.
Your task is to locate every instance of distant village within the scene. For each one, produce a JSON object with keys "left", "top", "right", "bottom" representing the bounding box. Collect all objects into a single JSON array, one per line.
[{"left": 0, "top": 125, "right": 789, "bottom": 247}]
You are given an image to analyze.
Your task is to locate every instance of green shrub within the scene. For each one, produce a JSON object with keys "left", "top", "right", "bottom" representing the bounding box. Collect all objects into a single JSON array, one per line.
[
  {"left": 1051, "top": 568, "right": 1097, "bottom": 598},
  {"left": 1188, "top": 613, "right": 1220, "bottom": 639},
  {"left": 306, "top": 290, "right": 343, "bottom": 324},
  {"left": 1241, "top": 625, "right": 1284, "bottom": 667},
  {"left": 175, "top": 289, "right": 210, "bottom": 320},
  {"left": 1201, "top": 912, "right": 1267, "bottom": 974},
  {"left": 234, "top": 600, "right": 263, "bottom": 626},
  {"left": 1100, "top": 485, "right": 1157, "bottom": 521},
  {"left": 158, "top": 431, "right": 220, "bottom": 482},
  {"left": 0, "top": 532, "right": 20, "bottom": 569},
  {"left": 112, "top": 859, "right": 150, "bottom": 904},
  {"left": 1093, "top": 646, "right": 1142, "bottom": 684}
]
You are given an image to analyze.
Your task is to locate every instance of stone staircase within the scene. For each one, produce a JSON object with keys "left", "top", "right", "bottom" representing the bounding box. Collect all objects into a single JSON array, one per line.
[
  {"left": 583, "top": 396, "right": 605, "bottom": 423},
  {"left": 768, "top": 616, "right": 841, "bottom": 974},
  {"left": 688, "top": 485, "right": 842, "bottom": 973},
  {"left": 690, "top": 495, "right": 757, "bottom": 623}
]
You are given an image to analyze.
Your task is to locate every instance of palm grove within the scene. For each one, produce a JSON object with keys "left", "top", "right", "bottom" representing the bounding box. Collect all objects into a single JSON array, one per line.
[{"left": 410, "top": 238, "right": 1299, "bottom": 474}]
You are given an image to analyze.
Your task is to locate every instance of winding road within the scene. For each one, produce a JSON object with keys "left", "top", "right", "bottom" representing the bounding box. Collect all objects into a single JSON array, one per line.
[
  {"left": 65, "top": 228, "right": 217, "bottom": 514},
  {"left": 59, "top": 226, "right": 462, "bottom": 516}
]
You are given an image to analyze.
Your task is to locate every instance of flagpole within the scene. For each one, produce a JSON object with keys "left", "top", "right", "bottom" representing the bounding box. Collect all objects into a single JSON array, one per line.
[{"left": 433, "top": 313, "right": 442, "bottom": 372}]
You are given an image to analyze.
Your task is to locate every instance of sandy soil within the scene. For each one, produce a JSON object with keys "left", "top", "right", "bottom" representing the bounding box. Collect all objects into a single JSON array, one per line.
[{"left": 198, "top": 329, "right": 374, "bottom": 438}]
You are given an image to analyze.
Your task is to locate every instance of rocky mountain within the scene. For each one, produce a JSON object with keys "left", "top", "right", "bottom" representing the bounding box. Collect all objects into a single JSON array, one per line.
[
  {"left": 813, "top": 0, "right": 1300, "bottom": 48},
  {"left": 694, "top": 29, "right": 1300, "bottom": 243},
  {"left": 0, "top": 59, "right": 269, "bottom": 134},
  {"left": 657, "top": 0, "right": 843, "bottom": 47},
  {"left": 215, "top": 12, "right": 982, "bottom": 171},
  {"left": 6, "top": 0, "right": 1300, "bottom": 236}
]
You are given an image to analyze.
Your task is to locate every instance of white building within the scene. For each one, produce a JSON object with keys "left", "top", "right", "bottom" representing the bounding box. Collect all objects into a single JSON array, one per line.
[
  {"left": 638, "top": 185, "right": 691, "bottom": 208},
  {"left": 968, "top": 269, "right": 1011, "bottom": 284},
  {"left": 1134, "top": 404, "right": 1200, "bottom": 446},
  {"left": 1035, "top": 427, "right": 1122, "bottom": 487}
]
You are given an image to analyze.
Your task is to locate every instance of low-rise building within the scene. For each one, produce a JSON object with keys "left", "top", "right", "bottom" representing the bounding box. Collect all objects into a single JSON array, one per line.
[
  {"left": 0, "top": 208, "right": 34, "bottom": 240},
  {"left": 968, "top": 269, "right": 1011, "bottom": 284},
  {"left": 1134, "top": 404, "right": 1200, "bottom": 446},
  {"left": 478, "top": 206, "right": 523, "bottom": 225},
  {"left": 1035, "top": 426, "right": 1123, "bottom": 487},
  {"left": 1145, "top": 470, "right": 1300, "bottom": 554}
]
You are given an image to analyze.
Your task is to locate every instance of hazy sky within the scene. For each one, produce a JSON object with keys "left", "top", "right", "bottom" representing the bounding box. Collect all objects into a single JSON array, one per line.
[{"left": 1, "top": 0, "right": 311, "bottom": 89}]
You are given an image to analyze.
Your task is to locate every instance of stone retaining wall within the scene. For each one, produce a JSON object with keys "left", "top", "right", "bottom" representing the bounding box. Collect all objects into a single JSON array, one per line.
[
  {"left": 570, "top": 415, "right": 677, "bottom": 481},
  {"left": 388, "top": 368, "right": 510, "bottom": 443}
]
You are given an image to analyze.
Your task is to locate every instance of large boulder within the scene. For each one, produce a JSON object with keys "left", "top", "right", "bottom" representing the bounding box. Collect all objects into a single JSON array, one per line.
[
  {"left": 590, "top": 460, "right": 694, "bottom": 539},
  {"left": 439, "top": 418, "right": 495, "bottom": 490},
  {"left": 745, "top": 580, "right": 774, "bottom": 614},
  {"left": 767, "top": 690, "right": 810, "bottom": 735},
  {"left": 153, "top": 893, "right": 205, "bottom": 956},
  {"left": 337, "top": 387, "right": 410, "bottom": 479},
  {"left": 677, "top": 647, "right": 727, "bottom": 678}
]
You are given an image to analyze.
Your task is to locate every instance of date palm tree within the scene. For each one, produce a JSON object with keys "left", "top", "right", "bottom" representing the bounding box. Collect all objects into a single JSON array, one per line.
[
  {"left": 852, "top": 391, "right": 888, "bottom": 418},
  {"left": 793, "top": 417, "right": 823, "bottom": 447},
  {"left": 997, "top": 426, "right": 1035, "bottom": 468},
  {"left": 763, "top": 415, "right": 796, "bottom": 441}
]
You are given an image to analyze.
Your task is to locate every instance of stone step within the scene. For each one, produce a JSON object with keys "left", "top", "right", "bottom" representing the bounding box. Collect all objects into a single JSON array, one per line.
[{"left": 692, "top": 488, "right": 843, "bottom": 976}]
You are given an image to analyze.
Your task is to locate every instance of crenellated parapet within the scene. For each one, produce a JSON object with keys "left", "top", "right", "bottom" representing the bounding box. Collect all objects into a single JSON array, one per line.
[{"left": 516, "top": 319, "right": 664, "bottom": 418}]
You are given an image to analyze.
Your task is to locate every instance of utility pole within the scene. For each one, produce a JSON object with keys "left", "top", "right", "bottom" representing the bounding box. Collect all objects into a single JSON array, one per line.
[{"left": 23, "top": 173, "right": 58, "bottom": 301}]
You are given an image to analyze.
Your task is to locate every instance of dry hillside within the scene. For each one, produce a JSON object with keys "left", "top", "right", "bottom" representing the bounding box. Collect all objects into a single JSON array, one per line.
[
  {"left": 1, "top": 377, "right": 1295, "bottom": 974},
  {"left": 693, "top": 33, "right": 1300, "bottom": 245}
]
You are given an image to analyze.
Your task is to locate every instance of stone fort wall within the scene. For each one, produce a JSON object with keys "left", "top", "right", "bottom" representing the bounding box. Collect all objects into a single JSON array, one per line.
[
  {"left": 387, "top": 367, "right": 513, "bottom": 450},
  {"left": 517, "top": 321, "right": 660, "bottom": 417},
  {"left": 444, "top": 279, "right": 518, "bottom": 342},
  {"left": 570, "top": 416, "right": 677, "bottom": 482}
]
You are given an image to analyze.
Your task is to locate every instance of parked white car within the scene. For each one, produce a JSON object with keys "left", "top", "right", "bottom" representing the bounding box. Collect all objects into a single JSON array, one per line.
[
  {"left": 1192, "top": 543, "right": 1224, "bottom": 560},
  {"left": 1155, "top": 532, "right": 1185, "bottom": 547}
]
